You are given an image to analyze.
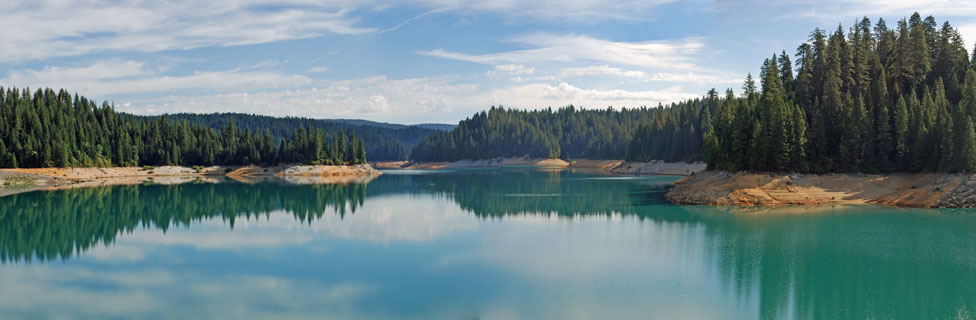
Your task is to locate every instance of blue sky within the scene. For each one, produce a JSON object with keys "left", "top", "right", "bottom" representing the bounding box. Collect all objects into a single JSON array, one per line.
[{"left": 2, "top": 0, "right": 976, "bottom": 124}]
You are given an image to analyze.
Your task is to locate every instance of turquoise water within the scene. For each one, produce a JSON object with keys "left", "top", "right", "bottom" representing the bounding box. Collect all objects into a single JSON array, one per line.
[{"left": 1, "top": 167, "right": 975, "bottom": 319}]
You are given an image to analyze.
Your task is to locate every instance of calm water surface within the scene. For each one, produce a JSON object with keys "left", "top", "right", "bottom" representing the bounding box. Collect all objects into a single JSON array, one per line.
[{"left": 1, "top": 167, "right": 975, "bottom": 319}]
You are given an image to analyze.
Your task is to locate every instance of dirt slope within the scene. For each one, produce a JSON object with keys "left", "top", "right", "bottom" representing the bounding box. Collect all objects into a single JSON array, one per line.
[
  {"left": 388, "top": 158, "right": 704, "bottom": 176},
  {"left": 666, "top": 171, "right": 976, "bottom": 208}
]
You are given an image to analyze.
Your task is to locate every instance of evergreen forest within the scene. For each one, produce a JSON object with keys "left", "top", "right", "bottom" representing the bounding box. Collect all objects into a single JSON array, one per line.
[
  {"left": 415, "top": 13, "right": 976, "bottom": 174},
  {"left": 161, "top": 113, "right": 445, "bottom": 161},
  {"left": 704, "top": 13, "right": 976, "bottom": 173},
  {"left": 410, "top": 104, "right": 710, "bottom": 162},
  {"left": 5, "top": 13, "right": 976, "bottom": 174},
  {"left": 0, "top": 87, "right": 367, "bottom": 168}
]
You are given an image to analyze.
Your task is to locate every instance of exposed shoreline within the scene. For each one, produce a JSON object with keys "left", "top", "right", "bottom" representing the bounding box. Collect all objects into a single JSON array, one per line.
[
  {"left": 0, "top": 164, "right": 381, "bottom": 196},
  {"left": 373, "top": 157, "right": 706, "bottom": 176},
  {"left": 666, "top": 170, "right": 976, "bottom": 208}
]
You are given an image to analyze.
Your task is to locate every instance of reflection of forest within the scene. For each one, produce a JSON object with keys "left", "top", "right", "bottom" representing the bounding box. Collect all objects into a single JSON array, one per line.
[
  {"left": 4, "top": 168, "right": 976, "bottom": 318},
  {"left": 0, "top": 169, "right": 675, "bottom": 262},
  {"left": 0, "top": 181, "right": 367, "bottom": 263},
  {"left": 676, "top": 205, "right": 976, "bottom": 319},
  {"left": 393, "top": 169, "right": 678, "bottom": 218}
]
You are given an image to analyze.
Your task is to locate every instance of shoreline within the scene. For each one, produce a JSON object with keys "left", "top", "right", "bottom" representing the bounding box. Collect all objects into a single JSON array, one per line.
[
  {"left": 0, "top": 164, "right": 381, "bottom": 197},
  {"left": 373, "top": 157, "right": 706, "bottom": 176},
  {"left": 666, "top": 170, "right": 976, "bottom": 208}
]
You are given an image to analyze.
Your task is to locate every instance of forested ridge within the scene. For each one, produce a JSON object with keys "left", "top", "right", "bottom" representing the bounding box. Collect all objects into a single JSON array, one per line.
[
  {"left": 0, "top": 87, "right": 367, "bottom": 168},
  {"left": 162, "top": 113, "right": 444, "bottom": 161},
  {"left": 410, "top": 104, "right": 711, "bottom": 162}
]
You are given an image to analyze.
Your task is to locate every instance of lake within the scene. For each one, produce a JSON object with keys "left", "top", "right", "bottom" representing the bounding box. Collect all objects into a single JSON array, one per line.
[{"left": 1, "top": 167, "right": 975, "bottom": 319}]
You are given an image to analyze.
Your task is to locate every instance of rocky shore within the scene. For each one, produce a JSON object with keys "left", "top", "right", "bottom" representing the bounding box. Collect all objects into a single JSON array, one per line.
[
  {"left": 0, "top": 164, "right": 381, "bottom": 196},
  {"left": 666, "top": 170, "right": 976, "bottom": 208},
  {"left": 374, "top": 157, "right": 706, "bottom": 175}
]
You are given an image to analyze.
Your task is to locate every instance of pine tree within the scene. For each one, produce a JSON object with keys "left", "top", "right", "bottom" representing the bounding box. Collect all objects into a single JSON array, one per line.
[
  {"left": 748, "top": 120, "right": 765, "bottom": 171},
  {"left": 955, "top": 115, "right": 976, "bottom": 172},
  {"left": 759, "top": 56, "right": 791, "bottom": 170},
  {"left": 789, "top": 103, "right": 808, "bottom": 171},
  {"left": 892, "top": 95, "right": 910, "bottom": 170},
  {"left": 357, "top": 139, "right": 367, "bottom": 164}
]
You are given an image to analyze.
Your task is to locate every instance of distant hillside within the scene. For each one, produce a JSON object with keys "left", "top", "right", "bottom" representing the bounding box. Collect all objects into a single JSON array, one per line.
[
  {"left": 412, "top": 123, "right": 457, "bottom": 131},
  {"left": 326, "top": 119, "right": 457, "bottom": 131},
  {"left": 409, "top": 105, "right": 707, "bottom": 162},
  {"left": 158, "top": 113, "right": 443, "bottom": 161}
]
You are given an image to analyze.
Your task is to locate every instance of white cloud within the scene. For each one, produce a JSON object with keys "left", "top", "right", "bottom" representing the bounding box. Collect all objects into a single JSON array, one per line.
[
  {"left": 2, "top": 57, "right": 717, "bottom": 123},
  {"left": 0, "top": 0, "right": 373, "bottom": 62},
  {"left": 491, "top": 64, "right": 536, "bottom": 75},
  {"left": 645, "top": 72, "right": 742, "bottom": 84},
  {"left": 111, "top": 76, "right": 703, "bottom": 122},
  {"left": 405, "top": 0, "right": 675, "bottom": 22},
  {"left": 738, "top": 0, "right": 976, "bottom": 23},
  {"left": 562, "top": 65, "right": 649, "bottom": 79},
  {"left": 0, "top": 0, "right": 683, "bottom": 63},
  {"left": 307, "top": 66, "right": 330, "bottom": 73},
  {"left": 420, "top": 34, "right": 705, "bottom": 70},
  {"left": 828, "top": 0, "right": 976, "bottom": 16},
  {"left": 958, "top": 23, "right": 976, "bottom": 48},
  {"left": 561, "top": 65, "right": 741, "bottom": 84},
  {"left": 116, "top": 75, "right": 479, "bottom": 121},
  {"left": 480, "top": 82, "right": 700, "bottom": 109},
  {"left": 1, "top": 61, "right": 313, "bottom": 97}
]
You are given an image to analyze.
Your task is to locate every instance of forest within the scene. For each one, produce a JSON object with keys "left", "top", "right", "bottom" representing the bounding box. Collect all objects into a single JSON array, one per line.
[
  {"left": 410, "top": 104, "right": 710, "bottom": 162},
  {"left": 5, "top": 13, "right": 975, "bottom": 174},
  {"left": 416, "top": 13, "right": 976, "bottom": 174},
  {"left": 161, "top": 113, "right": 444, "bottom": 161},
  {"left": 0, "top": 87, "right": 367, "bottom": 168},
  {"left": 703, "top": 13, "right": 976, "bottom": 173}
]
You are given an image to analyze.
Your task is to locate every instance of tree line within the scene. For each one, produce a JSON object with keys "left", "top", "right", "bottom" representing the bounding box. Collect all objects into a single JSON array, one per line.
[
  {"left": 410, "top": 105, "right": 709, "bottom": 162},
  {"left": 412, "top": 13, "right": 976, "bottom": 174},
  {"left": 162, "top": 113, "right": 445, "bottom": 161},
  {"left": 703, "top": 13, "right": 976, "bottom": 173},
  {"left": 0, "top": 87, "right": 366, "bottom": 168}
]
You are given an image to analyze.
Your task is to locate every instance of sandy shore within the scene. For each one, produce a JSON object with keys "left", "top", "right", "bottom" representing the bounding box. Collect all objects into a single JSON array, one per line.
[
  {"left": 0, "top": 164, "right": 381, "bottom": 196},
  {"left": 666, "top": 170, "right": 976, "bottom": 208},
  {"left": 375, "top": 158, "right": 706, "bottom": 175}
]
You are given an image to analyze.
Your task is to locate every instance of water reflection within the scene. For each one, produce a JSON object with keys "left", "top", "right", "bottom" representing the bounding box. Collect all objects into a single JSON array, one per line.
[
  {"left": 678, "top": 205, "right": 976, "bottom": 319},
  {"left": 0, "top": 168, "right": 675, "bottom": 263},
  {"left": 1, "top": 168, "right": 975, "bottom": 319},
  {"left": 0, "top": 181, "right": 368, "bottom": 262}
]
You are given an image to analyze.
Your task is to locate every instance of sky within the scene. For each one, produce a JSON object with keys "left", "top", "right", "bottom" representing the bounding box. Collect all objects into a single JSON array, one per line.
[{"left": 2, "top": 1, "right": 976, "bottom": 124}]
